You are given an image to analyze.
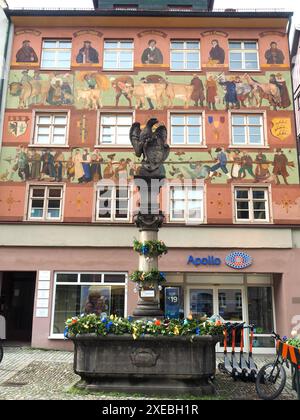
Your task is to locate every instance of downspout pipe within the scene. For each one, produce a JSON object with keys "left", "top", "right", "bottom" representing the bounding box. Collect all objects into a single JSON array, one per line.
[{"left": 0, "top": 9, "right": 13, "bottom": 151}]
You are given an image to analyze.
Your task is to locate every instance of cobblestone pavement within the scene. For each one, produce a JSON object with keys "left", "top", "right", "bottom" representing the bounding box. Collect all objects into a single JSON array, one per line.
[{"left": 0, "top": 346, "right": 297, "bottom": 400}]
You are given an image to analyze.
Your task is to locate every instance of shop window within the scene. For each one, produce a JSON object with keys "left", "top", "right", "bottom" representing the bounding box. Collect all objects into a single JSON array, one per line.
[
  {"left": 103, "top": 40, "right": 134, "bottom": 70},
  {"left": 33, "top": 113, "right": 69, "bottom": 146},
  {"left": 41, "top": 39, "right": 72, "bottom": 70},
  {"left": 231, "top": 114, "right": 265, "bottom": 146},
  {"left": 52, "top": 272, "right": 126, "bottom": 335},
  {"left": 170, "top": 40, "right": 200, "bottom": 71},
  {"left": 234, "top": 187, "right": 270, "bottom": 223},
  {"left": 27, "top": 185, "right": 64, "bottom": 221},
  {"left": 96, "top": 185, "right": 131, "bottom": 222},
  {"left": 229, "top": 41, "right": 259, "bottom": 71},
  {"left": 169, "top": 185, "right": 204, "bottom": 224},
  {"left": 170, "top": 113, "right": 203, "bottom": 145},
  {"left": 248, "top": 286, "right": 275, "bottom": 349},
  {"left": 99, "top": 113, "right": 133, "bottom": 145}
]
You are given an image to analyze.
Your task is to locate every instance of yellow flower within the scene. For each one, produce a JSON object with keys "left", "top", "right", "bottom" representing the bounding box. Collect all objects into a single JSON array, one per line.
[{"left": 174, "top": 326, "right": 180, "bottom": 336}]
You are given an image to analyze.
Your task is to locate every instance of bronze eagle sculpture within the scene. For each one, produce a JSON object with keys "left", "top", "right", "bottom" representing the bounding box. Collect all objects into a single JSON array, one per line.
[{"left": 129, "top": 118, "right": 170, "bottom": 178}]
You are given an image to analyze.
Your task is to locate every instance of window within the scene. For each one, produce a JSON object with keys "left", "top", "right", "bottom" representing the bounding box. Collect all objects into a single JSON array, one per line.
[
  {"left": 169, "top": 185, "right": 204, "bottom": 223},
  {"left": 231, "top": 114, "right": 264, "bottom": 146},
  {"left": 27, "top": 185, "right": 63, "bottom": 221},
  {"left": 234, "top": 187, "right": 270, "bottom": 223},
  {"left": 41, "top": 39, "right": 72, "bottom": 70},
  {"left": 96, "top": 185, "right": 131, "bottom": 222},
  {"left": 170, "top": 114, "right": 203, "bottom": 145},
  {"left": 170, "top": 40, "right": 200, "bottom": 71},
  {"left": 99, "top": 114, "right": 132, "bottom": 145},
  {"left": 229, "top": 41, "right": 259, "bottom": 71},
  {"left": 33, "top": 113, "right": 68, "bottom": 146},
  {"left": 52, "top": 272, "right": 126, "bottom": 335},
  {"left": 103, "top": 40, "right": 134, "bottom": 70}
]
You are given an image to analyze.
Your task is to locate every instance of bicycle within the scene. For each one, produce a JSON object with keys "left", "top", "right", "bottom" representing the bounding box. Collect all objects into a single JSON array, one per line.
[{"left": 255, "top": 332, "right": 300, "bottom": 400}]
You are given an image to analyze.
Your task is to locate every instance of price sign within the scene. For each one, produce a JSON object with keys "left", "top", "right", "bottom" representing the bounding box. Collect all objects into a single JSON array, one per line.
[{"left": 164, "top": 287, "right": 181, "bottom": 319}]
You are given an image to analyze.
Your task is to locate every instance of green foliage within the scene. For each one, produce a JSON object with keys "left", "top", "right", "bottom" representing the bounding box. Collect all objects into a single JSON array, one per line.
[
  {"left": 287, "top": 337, "right": 300, "bottom": 349},
  {"left": 133, "top": 239, "right": 168, "bottom": 258},
  {"left": 129, "top": 269, "right": 167, "bottom": 287},
  {"left": 65, "top": 314, "right": 224, "bottom": 340}
]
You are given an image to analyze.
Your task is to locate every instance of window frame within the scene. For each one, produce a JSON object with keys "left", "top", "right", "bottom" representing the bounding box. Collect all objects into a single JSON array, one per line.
[
  {"left": 50, "top": 271, "right": 128, "bottom": 338},
  {"left": 97, "top": 110, "right": 134, "bottom": 147},
  {"left": 170, "top": 112, "right": 204, "bottom": 146},
  {"left": 26, "top": 184, "right": 65, "bottom": 222},
  {"left": 31, "top": 111, "right": 70, "bottom": 147},
  {"left": 170, "top": 40, "right": 201, "bottom": 71},
  {"left": 230, "top": 112, "right": 266, "bottom": 148},
  {"left": 40, "top": 39, "right": 72, "bottom": 70},
  {"left": 233, "top": 186, "right": 271, "bottom": 224},
  {"left": 95, "top": 184, "right": 132, "bottom": 223},
  {"left": 229, "top": 40, "right": 260, "bottom": 72},
  {"left": 168, "top": 183, "right": 205, "bottom": 224},
  {"left": 103, "top": 39, "right": 134, "bottom": 71}
]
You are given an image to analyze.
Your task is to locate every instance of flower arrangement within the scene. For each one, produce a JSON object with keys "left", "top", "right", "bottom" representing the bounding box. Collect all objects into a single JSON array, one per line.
[
  {"left": 133, "top": 239, "right": 168, "bottom": 261},
  {"left": 129, "top": 269, "right": 166, "bottom": 290},
  {"left": 64, "top": 313, "right": 224, "bottom": 341},
  {"left": 286, "top": 330, "right": 300, "bottom": 349}
]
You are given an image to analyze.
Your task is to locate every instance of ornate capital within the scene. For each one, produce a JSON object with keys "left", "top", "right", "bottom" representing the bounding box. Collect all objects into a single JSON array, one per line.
[{"left": 134, "top": 212, "right": 165, "bottom": 232}]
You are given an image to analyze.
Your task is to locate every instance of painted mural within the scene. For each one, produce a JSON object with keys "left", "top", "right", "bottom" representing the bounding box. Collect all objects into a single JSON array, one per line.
[
  {"left": 6, "top": 70, "right": 293, "bottom": 112},
  {"left": 1, "top": 27, "right": 300, "bottom": 223},
  {"left": 0, "top": 146, "right": 298, "bottom": 186}
]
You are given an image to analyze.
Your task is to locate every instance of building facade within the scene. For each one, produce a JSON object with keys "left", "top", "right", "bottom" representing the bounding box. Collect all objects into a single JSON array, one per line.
[
  {"left": 0, "top": 3, "right": 299, "bottom": 352},
  {"left": 292, "top": 27, "right": 300, "bottom": 156}
]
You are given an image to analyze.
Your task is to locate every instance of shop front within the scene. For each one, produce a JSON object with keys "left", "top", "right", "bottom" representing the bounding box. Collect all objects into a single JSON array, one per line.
[{"left": 163, "top": 273, "right": 275, "bottom": 353}]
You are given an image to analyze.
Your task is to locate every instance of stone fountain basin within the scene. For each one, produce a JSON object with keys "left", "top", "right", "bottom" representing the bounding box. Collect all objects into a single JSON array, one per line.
[{"left": 71, "top": 334, "right": 221, "bottom": 396}]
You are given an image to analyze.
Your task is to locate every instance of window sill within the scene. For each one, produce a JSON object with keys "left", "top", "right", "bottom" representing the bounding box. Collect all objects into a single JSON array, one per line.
[
  {"left": 40, "top": 67, "right": 71, "bottom": 71},
  {"left": 102, "top": 68, "right": 134, "bottom": 72},
  {"left": 234, "top": 221, "right": 272, "bottom": 225},
  {"left": 28, "top": 144, "right": 69, "bottom": 148},
  {"left": 48, "top": 335, "right": 64, "bottom": 340},
  {"left": 95, "top": 145, "right": 132, "bottom": 148},
  {"left": 228, "top": 145, "right": 270, "bottom": 149},
  {"left": 169, "top": 68, "right": 202, "bottom": 72},
  {"left": 170, "top": 144, "right": 207, "bottom": 148},
  {"left": 229, "top": 69, "right": 260, "bottom": 72}
]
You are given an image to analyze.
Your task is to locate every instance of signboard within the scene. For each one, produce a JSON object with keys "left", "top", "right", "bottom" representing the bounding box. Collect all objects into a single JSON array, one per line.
[
  {"left": 164, "top": 287, "right": 181, "bottom": 319},
  {"left": 140, "top": 289, "right": 155, "bottom": 298}
]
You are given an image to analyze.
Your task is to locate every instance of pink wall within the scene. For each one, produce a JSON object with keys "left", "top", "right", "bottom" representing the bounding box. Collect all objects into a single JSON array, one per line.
[{"left": 0, "top": 246, "right": 299, "bottom": 349}]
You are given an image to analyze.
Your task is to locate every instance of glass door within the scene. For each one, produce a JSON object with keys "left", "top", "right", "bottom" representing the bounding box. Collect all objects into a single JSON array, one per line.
[{"left": 188, "top": 288, "right": 214, "bottom": 319}]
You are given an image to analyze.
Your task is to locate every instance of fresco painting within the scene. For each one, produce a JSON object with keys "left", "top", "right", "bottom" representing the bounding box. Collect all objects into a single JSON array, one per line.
[
  {"left": 0, "top": 147, "right": 298, "bottom": 186},
  {"left": 6, "top": 70, "right": 293, "bottom": 111}
]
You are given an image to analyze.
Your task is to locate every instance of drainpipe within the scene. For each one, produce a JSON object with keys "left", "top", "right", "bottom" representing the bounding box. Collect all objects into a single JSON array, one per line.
[{"left": 0, "top": 9, "right": 13, "bottom": 151}]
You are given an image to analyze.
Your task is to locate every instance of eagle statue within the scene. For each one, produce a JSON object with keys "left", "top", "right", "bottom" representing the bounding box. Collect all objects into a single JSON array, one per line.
[{"left": 129, "top": 118, "right": 170, "bottom": 178}]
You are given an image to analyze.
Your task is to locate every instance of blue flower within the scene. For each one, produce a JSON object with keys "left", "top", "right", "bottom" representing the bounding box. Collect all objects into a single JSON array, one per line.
[
  {"left": 159, "top": 272, "right": 166, "bottom": 279},
  {"left": 141, "top": 245, "right": 149, "bottom": 255},
  {"left": 128, "top": 316, "right": 133, "bottom": 322},
  {"left": 283, "top": 336, "right": 288, "bottom": 342},
  {"left": 101, "top": 317, "right": 107, "bottom": 323},
  {"left": 64, "top": 327, "right": 69, "bottom": 339},
  {"left": 106, "top": 321, "right": 113, "bottom": 332},
  {"left": 195, "top": 328, "right": 200, "bottom": 336}
]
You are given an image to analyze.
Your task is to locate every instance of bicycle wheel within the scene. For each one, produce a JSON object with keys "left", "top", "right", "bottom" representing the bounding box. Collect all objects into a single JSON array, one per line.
[{"left": 255, "top": 362, "right": 286, "bottom": 400}]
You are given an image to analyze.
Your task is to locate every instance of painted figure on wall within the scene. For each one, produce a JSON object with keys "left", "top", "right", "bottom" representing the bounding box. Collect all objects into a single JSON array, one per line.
[
  {"left": 208, "top": 40, "right": 225, "bottom": 65},
  {"left": 76, "top": 72, "right": 110, "bottom": 110},
  {"left": 238, "top": 152, "right": 255, "bottom": 179},
  {"left": 16, "top": 40, "right": 38, "bottom": 63},
  {"left": 47, "top": 76, "right": 73, "bottom": 106},
  {"left": 141, "top": 40, "right": 163, "bottom": 65},
  {"left": 255, "top": 151, "right": 271, "bottom": 182},
  {"left": 190, "top": 74, "right": 205, "bottom": 107},
  {"left": 271, "top": 73, "right": 291, "bottom": 109},
  {"left": 273, "top": 148, "right": 290, "bottom": 185},
  {"left": 206, "top": 74, "right": 218, "bottom": 110},
  {"left": 265, "top": 42, "right": 285, "bottom": 65},
  {"left": 218, "top": 75, "right": 239, "bottom": 110},
  {"left": 209, "top": 148, "right": 231, "bottom": 179},
  {"left": 111, "top": 76, "right": 134, "bottom": 107},
  {"left": 76, "top": 41, "right": 99, "bottom": 64}
]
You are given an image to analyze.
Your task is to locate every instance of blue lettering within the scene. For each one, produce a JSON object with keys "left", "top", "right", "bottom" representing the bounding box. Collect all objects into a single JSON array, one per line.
[
  {"left": 187, "top": 256, "right": 194, "bottom": 265},
  {"left": 214, "top": 258, "right": 221, "bottom": 266},
  {"left": 195, "top": 258, "right": 202, "bottom": 266},
  {"left": 202, "top": 258, "right": 208, "bottom": 265}
]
